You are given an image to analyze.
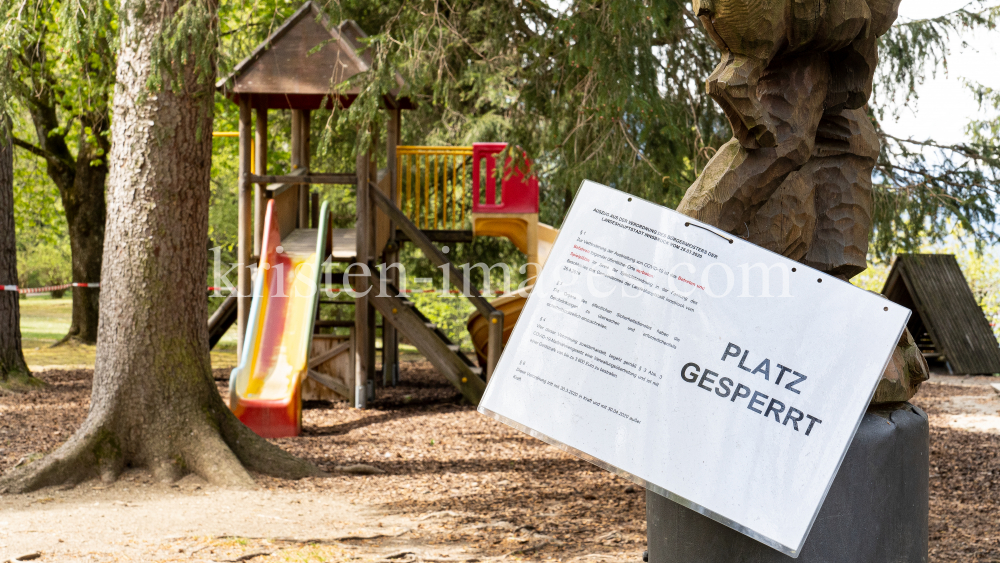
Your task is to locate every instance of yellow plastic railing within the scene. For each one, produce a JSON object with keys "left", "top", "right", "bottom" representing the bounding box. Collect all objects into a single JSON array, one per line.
[{"left": 396, "top": 146, "right": 474, "bottom": 230}]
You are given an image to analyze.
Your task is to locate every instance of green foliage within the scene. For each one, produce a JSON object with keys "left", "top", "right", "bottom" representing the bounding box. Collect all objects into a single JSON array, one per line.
[
  {"left": 874, "top": 4, "right": 990, "bottom": 115},
  {"left": 16, "top": 234, "right": 72, "bottom": 290},
  {"left": 407, "top": 290, "right": 476, "bottom": 349},
  {"left": 2, "top": 0, "right": 116, "bottom": 304},
  {"left": 326, "top": 0, "right": 725, "bottom": 224},
  {"left": 869, "top": 3, "right": 1000, "bottom": 258},
  {"left": 10, "top": 115, "right": 64, "bottom": 243},
  {"left": 397, "top": 236, "right": 527, "bottom": 291},
  {"left": 871, "top": 120, "right": 1000, "bottom": 258},
  {"left": 4, "top": 0, "right": 999, "bottom": 302},
  {"left": 3, "top": 0, "right": 117, "bottom": 146},
  {"left": 329, "top": 0, "right": 1000, "bottom": 259},
  {"left": 208, "top": 131, "right": 239, "bottom": 254}
]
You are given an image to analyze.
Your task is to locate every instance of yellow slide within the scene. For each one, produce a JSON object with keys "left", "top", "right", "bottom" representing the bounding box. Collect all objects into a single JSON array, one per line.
[
  {"left": 467, "top": 218, "right": 559, "bottom": 366},
  {"left": 229, "top": 200, "right": 329, "bottom": 438}
]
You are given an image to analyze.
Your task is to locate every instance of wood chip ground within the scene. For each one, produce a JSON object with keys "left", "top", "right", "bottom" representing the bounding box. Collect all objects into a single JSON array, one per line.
[{"left": 0, "top": 363, "right": 996, "bottom": 562}]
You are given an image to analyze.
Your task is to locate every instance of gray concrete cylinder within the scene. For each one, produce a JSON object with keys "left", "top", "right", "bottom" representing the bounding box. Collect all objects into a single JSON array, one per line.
[{"left": 646, "top": 403, "right": 928, "bottom": 562}]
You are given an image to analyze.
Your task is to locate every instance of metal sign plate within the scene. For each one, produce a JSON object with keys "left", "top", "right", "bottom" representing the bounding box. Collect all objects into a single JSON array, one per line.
[{"left": 478, "top": 180, "right": 909, "bottom": 557}]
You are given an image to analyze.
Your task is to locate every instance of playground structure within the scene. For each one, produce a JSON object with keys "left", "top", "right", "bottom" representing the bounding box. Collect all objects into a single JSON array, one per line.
[{"left": 213, "top": 1, "right": 557, "bottom": 436}]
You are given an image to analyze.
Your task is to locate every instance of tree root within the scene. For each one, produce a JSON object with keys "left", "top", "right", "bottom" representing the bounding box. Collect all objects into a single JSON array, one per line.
[
  {"left": 0, "top": 367, "right": 45, "bottom": 393},
  {"left": 219, "top": 412, "right": 325, "bottom": 480},
  {"left": 50, "top": 332, "right": 95, "bottom": 348},
  {"left": 1, "top": 391, "right": 325, "bottom": 493},
  {"left": 184, "top": 422, "right": 256, "bottom": 488},
  {"left": 0, "top": 423, "right": 104, "bottom": 493}
]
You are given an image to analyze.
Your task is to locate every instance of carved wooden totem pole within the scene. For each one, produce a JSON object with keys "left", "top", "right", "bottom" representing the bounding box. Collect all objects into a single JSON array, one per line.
[
  {"left": 679, "top": 0, "right": 892, "bottom": 277},
  {"left": 647, "top": 0, "right": 931, "bottom": 560},
  {"left": 678, "top": 0, "right": 928, "bottom": 400}
]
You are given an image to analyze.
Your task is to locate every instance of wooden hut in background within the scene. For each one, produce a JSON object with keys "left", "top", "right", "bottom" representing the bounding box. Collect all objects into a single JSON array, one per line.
[{"left": 882, "top": 254, "right": 1000, "bottom": 375}]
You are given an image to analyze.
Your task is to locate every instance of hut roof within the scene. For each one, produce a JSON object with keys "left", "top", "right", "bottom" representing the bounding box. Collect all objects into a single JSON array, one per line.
[
  {"left": 882, "top": 254, "right": 1000, "bottom": 375},
  {"left": 215, "top": 2, "right": 410, "bottom": 110}
]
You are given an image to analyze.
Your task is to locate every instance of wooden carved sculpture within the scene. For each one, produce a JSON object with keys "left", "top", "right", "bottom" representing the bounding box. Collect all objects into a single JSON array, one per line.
[{"left": 679, "top": 0, "right": 929, "bottom": 399}]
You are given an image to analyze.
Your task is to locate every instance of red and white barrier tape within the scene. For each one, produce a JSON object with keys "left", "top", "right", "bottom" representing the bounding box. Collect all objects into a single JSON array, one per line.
[
  {"left": 7, "top": 283, "right": 504, "bottom": 295},
  {"left": 207, "top": 287, "right": 506, "bottom": 295},
  {"left": 2, "top": 282, "right": 100, "bottom": 294}
]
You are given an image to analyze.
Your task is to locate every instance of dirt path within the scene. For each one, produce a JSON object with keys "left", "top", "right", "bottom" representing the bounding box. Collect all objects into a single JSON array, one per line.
[
  {"left": 0, "top": 365, "right": 997, "bottom": 562},
  {"left": 0, "top": 364, "right": 645, "bottom": 562},
  {"left": 0, "top": 478, "right": 407, "bottom": 561}
]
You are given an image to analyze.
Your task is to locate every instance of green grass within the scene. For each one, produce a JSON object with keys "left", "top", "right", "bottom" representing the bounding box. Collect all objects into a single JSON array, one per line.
[
  {"left": 18, "top": 295, "right": 240, "bottom": 370},
  {"left": 18, "top": 295, "right": 73, "bottom": 342},
  {"left": 17, "top": 296, "right": 432, "bottom": 370}
]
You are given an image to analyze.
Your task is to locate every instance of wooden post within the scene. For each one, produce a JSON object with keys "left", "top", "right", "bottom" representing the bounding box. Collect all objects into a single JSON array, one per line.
[
  {"left": 303, "top": 110, "right": 312, "bottom": 225},
  {"left": 367, "top": 124, "right": 379, "bottom": 403},
  {"left": 487, "top": 310, "right": 504, "bottom": 381},
  {"left": 526, "top": 215, "right": 539, "bottom": 284},
  {"left": 237, "top": 98, "right": 253, "bottom": 359},
  {"left": 296, "top": 110, "right": 311, "bottom": 228},
  {"left": 383, "top": 107, "right": 401, "bottom": 386},
  {"left": 354, "top": 131, "right": 376, "bottom": 408},
  {"left": 254, "top": 107, "right": 268, "bottom": 256},
  {"left": 291, "top": 109, "right": 303, "bottom": 228}
]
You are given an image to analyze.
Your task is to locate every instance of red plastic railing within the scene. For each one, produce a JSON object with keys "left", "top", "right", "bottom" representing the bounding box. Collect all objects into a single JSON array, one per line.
[{"left": 471, "top": 143, "right": 539, "bottom": 214}]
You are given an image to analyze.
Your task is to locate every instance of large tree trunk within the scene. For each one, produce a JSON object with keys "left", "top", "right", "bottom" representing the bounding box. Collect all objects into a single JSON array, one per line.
[
  {"left": 0, "top": 120, "right": 39, "bottom": 390},
  {"left": 1, "top": 0, "right": 321, "bottom": 492}
]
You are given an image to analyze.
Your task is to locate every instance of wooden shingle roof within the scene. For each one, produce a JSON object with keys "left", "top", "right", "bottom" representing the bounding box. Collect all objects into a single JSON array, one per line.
[
  {"left": 882, "top": 254, "right": 1000, "bottom": 375},
  {"left": 216, "top": 1, "right": 409, "bottom": 110}
]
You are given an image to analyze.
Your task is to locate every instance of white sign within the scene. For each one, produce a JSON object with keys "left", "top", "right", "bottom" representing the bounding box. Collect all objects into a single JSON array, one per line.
[{"left": 478, "top": 180, "right": 908, "bottom": 558}]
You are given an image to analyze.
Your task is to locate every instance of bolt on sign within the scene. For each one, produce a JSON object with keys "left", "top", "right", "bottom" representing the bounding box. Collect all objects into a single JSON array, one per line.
[{"left": 478, "top": 180, "right": 909, "bottom": 557}]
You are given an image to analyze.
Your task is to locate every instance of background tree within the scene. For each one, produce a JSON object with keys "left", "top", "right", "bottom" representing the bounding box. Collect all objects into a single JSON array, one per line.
[
  {"left": 1, "top": 0, "right": 320, "bottom": 491},
  {"left": 5, "top": 0, "right": 992, "bottom": 328},
  {"left": 333, "top": 0, "right": 1000, "bottom": 258},
  {"left": 0, "top": 118, "right": 40, "bottom": 390},
  {"left": 871, "top": 3, "right": 1000, "bottom": 255},
  {"left": 5, "top": 0, "right": 117, "bottom": 344},
  {"left": 0, "top": 18, "right": 41, "bottom": 390}
]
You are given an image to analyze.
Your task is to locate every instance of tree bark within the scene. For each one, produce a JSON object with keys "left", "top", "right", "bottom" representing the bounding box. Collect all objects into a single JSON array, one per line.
[
  {"left": 0, "top": 120, "right": 39, "bottom": 390},
  {"left": 0, "top": 0, "right": 321, "bottom": 492}
]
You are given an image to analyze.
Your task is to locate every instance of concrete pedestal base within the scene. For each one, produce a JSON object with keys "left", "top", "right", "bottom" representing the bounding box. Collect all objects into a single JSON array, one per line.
[{"left": 646, "top": 403, "right": 928, "bottom": 562}]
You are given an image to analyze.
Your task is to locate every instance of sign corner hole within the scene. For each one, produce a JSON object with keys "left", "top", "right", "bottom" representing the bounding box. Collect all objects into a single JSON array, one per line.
[
  {"left": 791, "top": 267, "right": 797, "bottom": 272},
  {"left": 817, "top": 278, "right": 822, "bottom": 283},
  {"left": 884, "top": 306, "right": 888, "bottom": 311}
]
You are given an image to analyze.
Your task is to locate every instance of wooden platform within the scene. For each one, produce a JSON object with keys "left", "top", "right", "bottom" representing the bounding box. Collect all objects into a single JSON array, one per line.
[
  {"left": 331, "top": 228, "right": 356, "bottom": 260},
  {"left": 280, "top": 228, "right": 357, "bottom": 260},
  {"left": 281, "top": 228, "right": 321, "bottom": 258}
]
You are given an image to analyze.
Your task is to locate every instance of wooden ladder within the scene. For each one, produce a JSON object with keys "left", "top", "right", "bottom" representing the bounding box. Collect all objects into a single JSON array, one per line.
[{"left": 368, "top": 279, "right": 485, "bottom": 404}]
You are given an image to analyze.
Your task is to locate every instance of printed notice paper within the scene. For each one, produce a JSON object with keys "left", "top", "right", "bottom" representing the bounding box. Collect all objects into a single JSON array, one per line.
[{"left": 477, "top": 180, "right": 909, "bottom": 557}]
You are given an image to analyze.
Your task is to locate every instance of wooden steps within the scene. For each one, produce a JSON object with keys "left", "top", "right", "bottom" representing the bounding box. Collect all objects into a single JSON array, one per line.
[{"left": 369, "top": 279, "right": 486, "bottom": 404}]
